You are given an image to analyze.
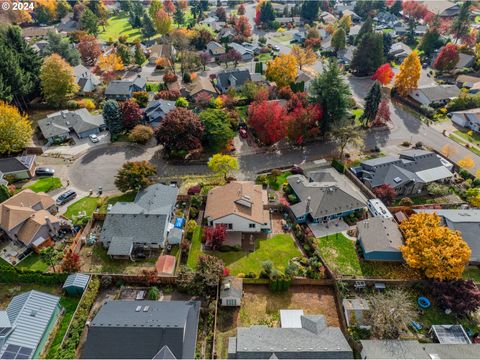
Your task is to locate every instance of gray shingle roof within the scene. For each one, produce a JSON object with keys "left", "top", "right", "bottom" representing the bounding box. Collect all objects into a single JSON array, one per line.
[
  {"left": 105, "top": 76, "right": 146, "bottom": 96},
  {"left": 220, "top": 277, "right": 243, "bottom": 300},
  {"left": 82, "top": 300, "right": 200, "bottom": 359},
  {"left": 412, "top": 85, "right": 460, "bottom": 103},
  {"left": 0, "top": 156, "right": 34, "bottom": 174},
  {"left": 38, "top": 109, "right": 104, "bottom": 139},
  {"left": 357, "top": 216, "right": 403, "bottom": 254},
  {"left": 145, "top": 99, "right": 176, "bottom": 123},
  {"left": 216, "top": 69, "right": 251, "bottom": 92}
]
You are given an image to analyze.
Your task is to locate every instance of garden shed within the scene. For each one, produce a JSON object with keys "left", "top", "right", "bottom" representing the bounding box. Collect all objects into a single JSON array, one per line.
[
  {"left": 63, "top": 273, "right": 90, "bottom": 296},
  {"left": 220, "top": 277, "right": 243, "bottom": 307}
]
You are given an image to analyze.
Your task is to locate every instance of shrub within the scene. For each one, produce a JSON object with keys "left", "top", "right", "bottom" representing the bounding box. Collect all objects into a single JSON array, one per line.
[
  {"left": 147, "top": 286, "right": 160, "bottom": 300},
  {"left": 401, "top": 141, "right": 411, "bottom": 147},
  {"left": 188, "top": 185, "right": 201, "bottom": 195},
  {"left": 77, "top": 98, "right": 96, "bottom": 110},
  {"left": 66, "top": 100, "right": 78, "bottom": 109},
  {"left": 287, "top": 194, "right": 298, "bottom": 203},
  {"left": 256, "top": 174, "right": 268, "bottom": 186},
  {"left": 191, "top": 194, "right": 203, "bottom": 208},
  {"left": 163, "top": 72, "right": 178, "bottom": 83},
  {"left": 183, "top": 72, "right": 192, "bottom": 83},
  {"left": 245, "top": 272, "right": 256, "bottom": 278},
  {"left": 259, "top": 260, "right": 273, "bottom": 279},
  {"left": 155, "top": 90, "right": 181, "bottom": 100},
  {"left": 189, "top": 207, "right": 199, "bottom": 219},
  {"left": 459, "top": 168, "right": 470, "bottom": 179},
  {"left": 473, "top": 178, "right": 480, "bottom": 187},
  {"left": 399, "top": 197, "right": 413, "bottom": 206},
  {"left": 237, "top": 272, "right": 245, "bottom": 278},
  {"left": 430, "top": 280, "right": 480, "bottom": 316},
  {"left": 128, "top": 125, "right": 154, "bottom": 144},
  {"left": 132, "top": 91, "right": 149, "bottom": 108},
  {"left": 426, "top": 183, "right": 450, "bottom": 196},
  {"left": 176, "top": 97, "right": 189, "bottom": 108},
  {"left": 290, "top": 166, "right": 304, "bottom": 174}
]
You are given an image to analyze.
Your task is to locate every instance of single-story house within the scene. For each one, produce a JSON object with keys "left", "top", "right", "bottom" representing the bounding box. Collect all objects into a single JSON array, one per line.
[
  {"left": 360, "top": 340, "right": 480, "bottom": 359},
  {"left": 31, "top": 40, "right": 49, "bottom": 55},
  {"left": 414, "top": 209, "right": 480, "bottom": 264},
  {"left": 424, "top": 1, "right": 461, "bottom": 18},
  {"left": 455, "top": 53, "right": 475, "bottom": 69},
  {"left": 73, "top": 64, "right": 100, "bottom": 94},
  {"left": 352, "top": 150, "right": 454, "bottom": 196},
  {"left": 276, "top": 17, "right": 303, "bottom": 27},
  {"left": 394, "top": 25, "right": 407, "bottom": 35},
  {"left": 21, "top": 26, "right": 56, "bottom": 39},
  {"left": 38, "top": 108, "right": 105, "bottom": 144},
  {"left": 144, "top": 99, "right": 176, "bottom": 127},
  {"left": 204, "top": 181, "right": 271, "bottom": 244},
  {"left": 338, "top": 45, "right": 355, "bottom": 64},
  {"left": 220, "top": 277, "right": 243, "bottom": 307},
  {"left": 0, "top": 155, "right": 36, "bottom": 181},
  {"left": 295, "top": 70, "right": 314, "bottom": 92},
  {"left": 56, "top": 13, "right": 79, "bottom": 33},
  {"left": 388, "top": 42, "right": 412, "bottom": 62},
  {"left": 63, "top": 273, "right": 90, "bottom": 296},
  {"left": 334, "top": 2, "right": 355, "bottom": 14},
  {"left": 227, "top": 42, "right": 254, "bottom": 61},
  {"left": 287, "top": 169, "right": 367, "bottom": 224},
  {"left": 216, "top": 69, "right": 252, "bottom": 93},
  {"left": 414, "top": 25, "right": 428, "bottom": 35},
  {"left": 242, "top": 42, "right": 260, "bottom": 54},
  {"left": 155, "top": 254, "right": 176, "bottom": 275},
  {"left": 82, "top": 300, "right": 200, "bottom": 359},
  {"left": 293, "top": 30, "right": 306, "bottom": 43},
  {"left": 207, "top": 41, "right": 225, "bottom": 58},
  {"left": 456, "top": 74, "right": 480, "bottom": 89},
  {"left": 105, "top": 75, "right": 147, "bottom": 100},
  {"left": 451, "top": 108, "right": 480, "bottom": 132},
  {"left": 374, "top": 11, "right": 399, "bottom": 27},
  {"left": 0, "top": 189, "right": 61, "bottom": 250},
  {"left": 186, "top": 76, "right": 218, "bottom": 99},
  {"left": 320, "top": 11, "right": 337, "bottom": 24},
  {"left": 100, "top": 184, "right": 178, "bottom": 260},
  {"left": 218, "top": 27, "right": 236, "bottom": 42},
  {"left": 343, "top": 298, "right": 370, "bottom": 328},
  {"left": 409, "top": 85, "right": 460, "bottom": 107},
  {"left": 228, "top": 313, "right": 352, "bottom": 359},
  {"left": 148, "top": 44, "right": 175, "bottom": 64},
  {"left": 0, "top": 290, "right": 61, "bottom": 360},
  {"left": 357, "top": 216, "right": 404, "bottom": 261}
]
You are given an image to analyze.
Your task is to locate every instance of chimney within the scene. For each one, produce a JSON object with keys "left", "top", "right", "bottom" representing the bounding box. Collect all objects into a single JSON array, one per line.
[
  {"left": 61, "top": 111, "right": 67, "bottom": 119},
  {"left": 306, "top": 196, "right": 311, "bottom": 213},
  {"left": 45, "top": 216, "right": 56, "bottom": 234}
]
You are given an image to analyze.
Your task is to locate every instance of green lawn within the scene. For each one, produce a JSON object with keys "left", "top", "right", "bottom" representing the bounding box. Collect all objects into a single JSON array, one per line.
[
  {"left": 454, "top": 129, "right": 480, "bottom": 144},
  {"left": 187, "top": 226, "right": 202, "bottom": 269},
  {"left": 26, "top": 177, "right": 62, "bottom": 193},
  {"left": 448, "top": 133, "right": 480, "bottom": 157},
  {"left": 267, "top": 171, "right": 292, "bottom": 191},
  {"left": 258, "top": 53, "right": 272, "bottom": 62},
  {"left": 16, "top": 253, "right": 48, "bottom": 272},
  {"left": 207, "top": 234, "right": 301, "bottom": 276},
  {"left": 98, "top": 14, "right": 142, "bottom": 42},
  {"left": 85, "top": 245, "right": 156, "bottom": 273},
  {"left": 463, "top": 267, "right": 480, "bottom": 282},
  {"left": 98, "top": 191, "right": 137, "bottom": 214},
  {"left": 64, "top": 197, "right": 100, "bottom": 224},
  {"left": 418, "top": 304, "right": 479, "bottom": 334}
]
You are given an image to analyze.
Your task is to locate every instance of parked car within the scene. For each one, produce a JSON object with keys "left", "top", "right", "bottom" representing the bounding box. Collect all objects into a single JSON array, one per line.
[
  {"left": 272, "top": 45, "right": 280, "bottom": 51},
  {"left": 239, "top": 128, "right": 248, "bottom": 138},
  {"left": 35, "top": 167, "right": 55, "bottom": 177},
  {"left": 56, "top": 190, "right": 77, "bottom": 206},
  {"left": 89, "top": 134, "right": 99, "bottom": 143}
]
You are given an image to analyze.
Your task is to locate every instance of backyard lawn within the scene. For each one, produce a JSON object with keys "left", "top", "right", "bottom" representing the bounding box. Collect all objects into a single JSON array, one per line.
[
  {"left": 26, "top": 177, "right": 62, "bottom": 193},
  {"left": 64, "top": 197, "right": 100, "bottom": 224},
  {"left": 16, "top": 253, "right": 48, "bottom": 272},
  {"left": 207, "top": 234, "right": 301, "bottom": 276},
  {"left": 258, "top": 53, "right": 272, "bottom": 62},
  {"left": 187, "top": 226, "right": 202, "bottom": 269},
  {"left": 98, "top": 191, "right": 136, "bottom": 214},
  {"left": 98, "top": 14, "right": 142, "bottom": 42}
]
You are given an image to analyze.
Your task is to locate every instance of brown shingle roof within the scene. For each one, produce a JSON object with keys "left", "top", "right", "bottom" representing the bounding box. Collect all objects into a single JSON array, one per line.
[
  {"left": 16, "top": 210, "right": 60, "bottom": 246},
  {"left": 204, "top": 181, "right": 268, "bottom": 224}
]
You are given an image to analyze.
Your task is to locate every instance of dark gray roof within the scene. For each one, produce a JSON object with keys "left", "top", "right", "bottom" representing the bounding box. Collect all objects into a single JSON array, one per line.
[
  {"left": 145, "top": 99, "right": 176, "bottom": 122},
  {"left": 357, "top": 217, "right": 403, "bottom": 254},
  {"left": 0, "top": 156, "right": 34, "bottom": 174},
  {"left": 229, "top": 315, "right": 352, "bottom": 359},
  {"left": 456, "top": 53, "right": 475, "bottom": 69},
  {"left": 105, "top": 76, "right": 146, "bottom": 96},
  {"left": 101, "top": 184, "right": 178, "bottom": 249},
  {"left": 216, "top": 69, "right": 251, "bottom": 92},
  {"left": 220, "top": 277, "right": 243, "bottom": 300},
  {"left": 360, "top": 340, "right": 480, "bottom": 359},
  {"left": 38, "top": 109, "right": 104, "bottom": 139},
  {"left": 287, "top": 174, "right": 366, "bottom": 219},
  {"left": 107, "top": 236, "right": 134, "bottom": 256},
  {"left": 413, "top": 85, "right": 460, "bottom": 102},
  {"left": 82, "top": 300, "right": 200, "bottom": 359}
]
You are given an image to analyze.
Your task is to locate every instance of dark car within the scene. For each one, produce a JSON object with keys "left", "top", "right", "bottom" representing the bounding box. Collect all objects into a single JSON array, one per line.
[
  {"left": 56, "top": 190, "right": 77, "bottom": 206},
  {"left": 35, "top": 167, "right": 55, "bottom": 177}
]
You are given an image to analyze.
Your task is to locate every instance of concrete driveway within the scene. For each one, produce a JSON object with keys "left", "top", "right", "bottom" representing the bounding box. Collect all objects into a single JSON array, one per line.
[{"left": 44, "top": 131, "right": 111, "bottom": 158}]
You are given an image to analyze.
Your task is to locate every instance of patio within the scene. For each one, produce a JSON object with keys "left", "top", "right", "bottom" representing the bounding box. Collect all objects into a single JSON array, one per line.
[{"left": 308, "top": 219, "right": 351, "bottom": 238}]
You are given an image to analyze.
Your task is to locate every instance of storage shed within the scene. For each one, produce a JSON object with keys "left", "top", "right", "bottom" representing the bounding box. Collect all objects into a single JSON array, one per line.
[
  {"left": 63, "top": 273, "right": 90, "bottom": 296},
  {"left": 220, "top": 277, "right": 243, "bottom": 307}
]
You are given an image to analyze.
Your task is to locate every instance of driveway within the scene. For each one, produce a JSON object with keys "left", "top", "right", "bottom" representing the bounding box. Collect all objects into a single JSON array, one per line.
[{"left": 44, "top": 131, "right": 111, "bottom": 158}]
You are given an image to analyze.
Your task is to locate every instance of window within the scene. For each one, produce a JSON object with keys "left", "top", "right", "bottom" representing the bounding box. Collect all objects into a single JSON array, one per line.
[
  {"left": 226, "top": 299, "right": 236, "bottom": 306},
  {"left": 249, "top": 223, "right": 256, "bottom": 228},
  {"left": 220, "top": 223, "right": 233, "bottom": 230}
]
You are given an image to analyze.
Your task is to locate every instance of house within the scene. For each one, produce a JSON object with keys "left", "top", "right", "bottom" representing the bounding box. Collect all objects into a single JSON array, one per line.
[
  {"left": 100, "top": 184, "right": 178, "bottom": 260},
  {"left": 62, "top": 273, "right": 90, "bottom": 296},
  {"left": 148, "top": 44, "right": 175, "bottom": 64},
  {"left": 349, "top": 24, "right": 362, "bottom": 37},
  {"left": 360, "top": 340, "right": 480, "bottom": 359},
  {"left": 409, "top": 85, "right": 460, "bottom": 107},
  {"left": 227, "top": 42, "right": 254, "bottom": 61},
  {"left": 144, "top": 99, "right": 176, "bottom": 127},
  {"left": 334, "top": 2, "right": 355, "bottom": 14},
  {"left": 0, "top": 155, "right": 36, "bottom": 181},
  {"left": 73, "top": 64, "right": 99, "bottom": 94},
  {"left": 38, "top": 108, "right": 105, "bottom": 144},
  {"left": 242, "top": 42, "right": 260, "bottom": 54},
  {"left": 320, "top": 11, "right": 337, "bottom": 24},
  {"left": 155, "top": 255, "right": 176, "bottom": 275},
  {"left": 276, "top": 17, "right": 303, "bottom": 27},
  {"left": 414, "top": 25, "right": 428, "bottom": 35},
  {"left": 367, "top": 199, "right": 393, "bottom": 219},
  {"left": 414, "top": 209, "right": 480, "bottom": 264},
  {"left": 204, "top": 181, "right": 271, "bottom": 242},
  {"left": 388, "top": 42, "right": 412, "bottom": 62},
  {"left": 456, "top": 53, "right": 475, "bottom": 69},
  {"left": 228, "top": 312, "right": 352, "bottom": 359},
  {"left": 424, "top": 1, "right": 461, "bottom": 18},
  {"left": 220, "top": 277, "right": 243, "bottom": 307},
  {"left": 81, "top": 300, "right": 200, "bottom": 359},
  {"left": 451, "top": 108, "right": 480, "bottom": 131},
  {"left": 185, "top": 76, "right": 218, "bottom": 99},
  {"left": 105, "top": 75, "right": 147, "bottom": 100},
  {"left": 31, "top": 40, "right": 49, "bottom": 55},
  {"left": 342, "top": 9, "right": 361, "bottom": 22},
  {"left": 394, "top": 25, "right": 407, "bottom": 36},
  {"left": 456, "top": 75, "right": 480, "bottom": 89},
  {"left": 353, "top": 150, "right": 454, "bottom": 196},
  {"left": 218, "top": 27, "right": 236, "bottom": 42},
  {"left": 56, "top": 13, "right": 79, "bottom": 33},
  {"left": 21, "top": 26, "right": 56, "bottom": 39},
  {"left": 287, "top": 169, "right": 366, "bottom": 224},
  {"left": 0, "top": 189, "right": 61, "bottom": 250},
  {"left": 357, "top": 216, "right": 404, "bottom": 261},
  {"left": 295, "top": 70, "right": 314, "bottom": 92},
  {"left": 337, "top": 45, "right": 355, "bottom": 65},
  {"left": 216, "top": 69, "right": 252, "bottom": 93},
  {"left": 207, "top": 41, "right": 225, "bottom": 58},
  {"left": 0, "top": 290, "right": 61, "bottom": 360},
  {"left": 343, "top": 298, "right": 370, "bottom": 328},
  {"left": 293, "top": 30, "right": 306, "bottom": 43},
  {"left": 375, "top": 11, "right": 399, "bottom": 27}
]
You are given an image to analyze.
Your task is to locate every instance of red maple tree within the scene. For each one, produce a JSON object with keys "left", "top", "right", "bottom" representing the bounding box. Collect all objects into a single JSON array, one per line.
[
  {"left": 248, "top": 100, "right": 287, "bottom": 145},
  {"left": 286, "top": 103, "right": 323, "bottom": 145},
  {"left": 372, "top": 184, "right": 396, "bottom": 205},
  {"left": 204, "top": 225, "right": 227, "bottom": 250},
  {"left": 433, "top": 44, "right": 459, "bottom": 71},
  {"left": 372, "top": 63, "right": 395, "bottom": 85},
  {"left": 235, "top": 15, "right": 252, "bottom": 38},
  {"left": 78, "top": 34, "right": 101, "bottom": 66},
  {"left": 163, "top": 0, "right": 175, "bottom": 13},
  {"left": 62, "top": 251, "right": 81, "bottom": 272},
  {"left": 120, "top": 100, "right": 143, "bottom": 129},
  {"left": 402, "top": 0, "right": 428, "bottom": 20}
]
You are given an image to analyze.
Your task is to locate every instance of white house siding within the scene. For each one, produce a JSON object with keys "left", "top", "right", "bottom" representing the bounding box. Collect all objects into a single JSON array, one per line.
[{"left": 211, "top": 214, "right": 270, "bottom": 232}]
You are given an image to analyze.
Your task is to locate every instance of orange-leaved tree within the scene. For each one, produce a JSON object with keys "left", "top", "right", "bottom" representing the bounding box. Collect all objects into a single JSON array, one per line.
[
  {"left": 265, "top": 54, "right": 298, "bottom": 88},
  {"left": 400, "top": 213, "right": 471, "bottom": 281},
  {"left": 290, "top": 45, "right": 316, "bottom": 70},
  {"left": 394, "top": 50, "right": 421, "bottom": 97},
  {"left": 98, "top": 53, "right": 125, "bottom": 73}
]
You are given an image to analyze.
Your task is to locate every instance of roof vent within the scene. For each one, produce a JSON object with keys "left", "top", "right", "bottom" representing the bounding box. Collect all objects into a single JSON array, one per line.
[
  {"left": 143, "top": 305, "right": 150, "bottom": 312},
  {"left": 30, "top": 310, "right": 38, "bottom": 317},
  {"left": 135, "top": 306, "right": 141, "bottom": 312}
]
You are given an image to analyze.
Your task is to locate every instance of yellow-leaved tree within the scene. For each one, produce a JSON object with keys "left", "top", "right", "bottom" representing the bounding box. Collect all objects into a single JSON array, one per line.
[
  {"left": 290, "top": 45, "right": 316, "bottom": 70},
  {"left": 458, "top": 156, "right": 475, "bottom": 169},
  {"left": 394, "top": 50, "right": 421, "bottom": 97},
  {"left": 400, "top": 213, "right": 471, "bottom": 281},
  {"left": 98, "top": 53, "right": 125, "bottom": 73},
  {"left": 266, "top": 54, "right": 298, "bottom": 88},
  {"left": 0, "top": 101, "right": 33, "bottom": 155},
  {"left": 207, "top": 154, "right": 239, "bottom": 181},
  {"left": 40, "top": 54, "right": 78, "bottom": 106}
]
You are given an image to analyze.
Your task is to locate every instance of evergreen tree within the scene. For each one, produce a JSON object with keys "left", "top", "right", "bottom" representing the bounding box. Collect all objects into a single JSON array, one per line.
[
  {"left": 142, "top": 14, "right": 156, "bottom": 39},
  {"left": 259, "top": 1, "right": 275, "bottom": 26},
  {"left": 174, "top": 6, "right": 185, "bottom": 27},
  {"left": 129, "top": 1, "right": 145, "bottom": 28},
  {"left": 102, "top": 100, "right": 124, "bottom": 135},
  {"left": 451, "top": 0, "right": 471, "bottom": 43},
  {"left": 419, "top": 28, "right": 442, "bottom": 56},
  {"left": 383, "top": 32, "right": 392, "bottom": 58},
  {"left": 331, "top": 28, "right": 346, "bottom": 51},
  {"left": 44, "top": 31, "right": 81, "bottom": 66},
  {"left": 0, "top": 185, "right": 9, "bottom": 204},
  {"left": 362, "top": 81, "right": 382, "bottom": 125},
  {"left": 81, "top": 8, "right": 99, "bottom": 35},
  {"left": 134, "top": 42, "right": 146, "bottom": 65},
  {"left": 354, "top": 16, "right": 373, "bottom": 45},
  {"left": 309, "top": 58, "right": 352, "bottom": 134},
  {"left": 120, "top": 0, "right": 131, "bottom": 11},
  {"left": 406, "top": 18, "right": 416, "bottom": 46},
  {"left": 351, "top": 32, "right": 384, "bottom": 76},
  {"left": 301, "top": 1, "right": 320, "bottom": 23},
  {"left": 116, "top": 44, "right": 131, "bottom": 66}
]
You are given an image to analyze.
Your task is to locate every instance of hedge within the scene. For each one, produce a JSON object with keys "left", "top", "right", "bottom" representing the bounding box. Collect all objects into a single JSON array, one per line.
[
  {"left": 55, "top": 277, "right": 100, "bottom": 359},
  {"left": 331, "top": 159, "right": 345, "bottom": 173},
  {"left": 0, "top": 265, "right": 68, "bottom": 284}
]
